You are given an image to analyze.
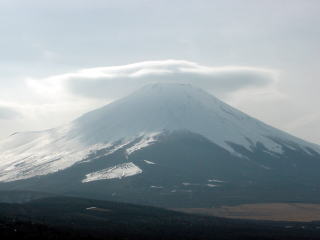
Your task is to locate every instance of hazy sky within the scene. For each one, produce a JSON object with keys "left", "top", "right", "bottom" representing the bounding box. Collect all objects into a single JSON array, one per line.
[{"left": 0, "top": 0, "right": 320, "bottom": 144}]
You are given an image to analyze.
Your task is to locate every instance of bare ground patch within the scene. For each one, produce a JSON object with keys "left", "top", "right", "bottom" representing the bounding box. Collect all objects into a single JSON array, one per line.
[{"left": 176, "top": 203, "right": 320, "bottom": 222}]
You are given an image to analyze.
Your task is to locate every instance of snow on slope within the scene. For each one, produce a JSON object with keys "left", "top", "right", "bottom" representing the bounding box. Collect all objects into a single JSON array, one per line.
[
  {"left": 126, "top": 133, "right": 159, "bottom": 156},
  {"left": 0, "top": 83, "right": 319, "bottom": 183},
  {"left": 0, "top": 126, "right": 88, "bottom": 182},
  {"left": 0, "top": 129, "right": 153, "bottom": 182},
  {"left": 82, "top": 162, "right": 142, "bottom": 183}
]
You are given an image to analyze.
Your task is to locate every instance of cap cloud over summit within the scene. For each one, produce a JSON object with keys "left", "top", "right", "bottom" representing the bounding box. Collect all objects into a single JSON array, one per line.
[
  {"left": 30, "top": 60, "right": 276, "bottom": 100},
  {"left": 0, "top": 60, "right": 282, "bottom": 141}
]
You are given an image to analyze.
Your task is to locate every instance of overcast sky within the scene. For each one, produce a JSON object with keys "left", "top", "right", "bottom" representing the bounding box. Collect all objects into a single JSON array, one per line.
[{"left": 0, "top": 0, "right": 319, "bottom": 144}]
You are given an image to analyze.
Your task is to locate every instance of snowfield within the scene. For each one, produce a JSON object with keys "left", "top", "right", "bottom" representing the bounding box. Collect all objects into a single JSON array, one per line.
[{"left": 82, "top": 162, "right": 142, "bottom": 183}]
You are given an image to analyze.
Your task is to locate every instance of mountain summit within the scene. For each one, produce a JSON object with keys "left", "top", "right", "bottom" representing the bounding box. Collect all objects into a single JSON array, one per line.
[
  {"left": 74, "top": 83, "right": 319, "bottom": 152},
  {"left": 0, "top": 83, "right": 320, "bottom": 207}
]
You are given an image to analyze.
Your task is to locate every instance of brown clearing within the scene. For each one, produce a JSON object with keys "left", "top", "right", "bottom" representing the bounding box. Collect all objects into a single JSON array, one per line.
[{"left": 176, "top": 203, "right": 320, "bottom": 222}]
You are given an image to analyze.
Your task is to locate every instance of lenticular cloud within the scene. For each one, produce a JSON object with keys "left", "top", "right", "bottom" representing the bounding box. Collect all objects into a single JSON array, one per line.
[{"left": 27, "top": 60, "right": 277, "bottom": 101}]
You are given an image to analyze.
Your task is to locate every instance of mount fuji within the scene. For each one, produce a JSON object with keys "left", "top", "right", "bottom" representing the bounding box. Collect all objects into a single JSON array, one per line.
[{"left": 0, "top": 83, "right": 320, "bottom": 207}]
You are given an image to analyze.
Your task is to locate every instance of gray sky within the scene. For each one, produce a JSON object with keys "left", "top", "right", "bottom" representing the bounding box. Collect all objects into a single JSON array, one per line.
[{"left": 0, "top": 0, "right": 320, "bottom": 144}]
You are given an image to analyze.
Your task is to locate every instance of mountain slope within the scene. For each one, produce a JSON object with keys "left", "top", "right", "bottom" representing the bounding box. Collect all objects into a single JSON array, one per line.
[
  {"left": 0, "top": 83, "right": 319, "bottom": 182},
  {"left": 0, "top": 83, "right": 319, "bottom": 207}
]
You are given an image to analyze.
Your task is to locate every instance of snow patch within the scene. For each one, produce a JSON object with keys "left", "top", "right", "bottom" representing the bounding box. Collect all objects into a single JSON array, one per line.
[
  {"left": 126, "top": 133, "right": 159, "bottom": 155},
  {"left": 182, "top": 182, "right": 199, "bottom": 186},
  {"left": 150, "top": 185, "right": 163, "bottom": 189},
  {"left": 144, "top": 160, "right": 156, "bottom": 165},
  {"left": 207, "top": 184, "right": 218, "bottom": 187},
  {"left": 86, "top": 207, "right": 97, "bottom": 210},
  {"left": 182, "top": 182, "right": 191, "bottom": 186},
  {"left": 208, "top": 179, "right": 224, "bottom": 183},
  {"left": 82, "top": 162, "right": 142, "bottom": 183}
]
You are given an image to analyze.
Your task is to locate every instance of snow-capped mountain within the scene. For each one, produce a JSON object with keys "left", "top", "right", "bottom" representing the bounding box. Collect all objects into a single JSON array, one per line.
[{"left": 0, "top": 83, "right": 320, "bottom": 207}]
